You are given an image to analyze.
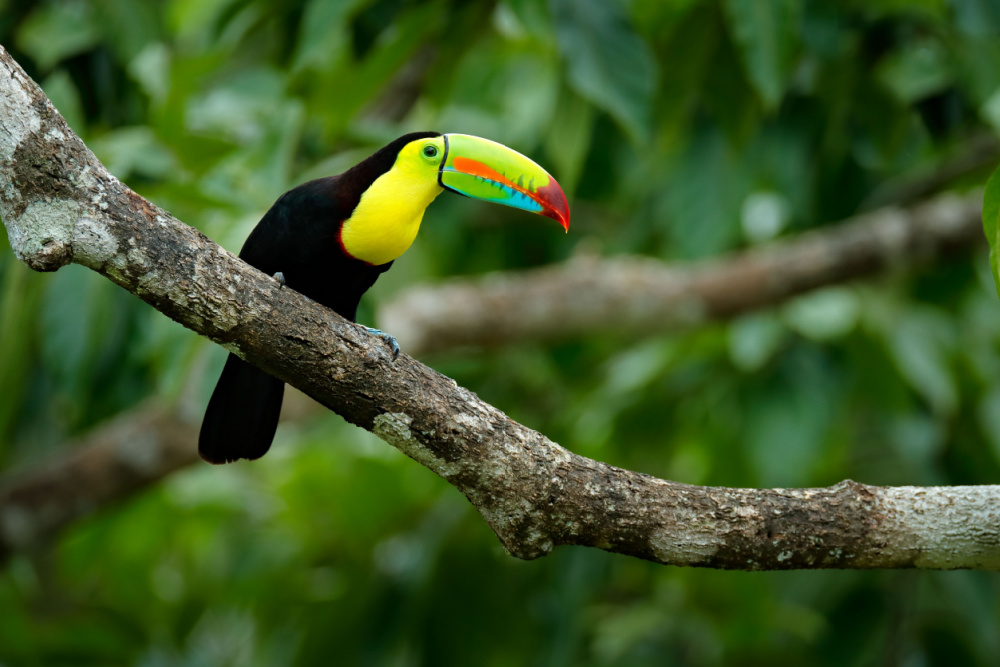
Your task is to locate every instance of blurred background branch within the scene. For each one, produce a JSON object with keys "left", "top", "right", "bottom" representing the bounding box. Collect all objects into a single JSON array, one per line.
[
  {"left": 0, "top": 404, "right": 196, "bottom": 563},
  {"left": 380, "top": 191, "right": 984, "bottom": 355}
]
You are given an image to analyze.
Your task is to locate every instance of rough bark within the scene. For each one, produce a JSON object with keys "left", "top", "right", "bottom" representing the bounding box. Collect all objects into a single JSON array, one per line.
[
  {"left": 379, "top": 192, "right": 984, "bottom": 356},
  {"left": 3, "top": 45, "right": 999, "bottom": 570}
]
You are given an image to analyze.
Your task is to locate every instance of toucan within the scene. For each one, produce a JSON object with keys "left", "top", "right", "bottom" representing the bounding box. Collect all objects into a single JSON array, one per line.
[{"left": 199, "top": 132, "right": 570, "bottom": 464}]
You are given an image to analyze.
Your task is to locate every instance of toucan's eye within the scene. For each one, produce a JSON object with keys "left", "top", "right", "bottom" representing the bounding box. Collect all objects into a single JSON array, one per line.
[{"left": 422, "top": 144, "right": 439, "bottom": 159}]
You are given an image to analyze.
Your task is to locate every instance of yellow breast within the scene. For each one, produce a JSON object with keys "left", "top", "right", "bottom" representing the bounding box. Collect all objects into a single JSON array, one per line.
[{"left": 340, "top": 144, "right": 444, "bottom": 266}]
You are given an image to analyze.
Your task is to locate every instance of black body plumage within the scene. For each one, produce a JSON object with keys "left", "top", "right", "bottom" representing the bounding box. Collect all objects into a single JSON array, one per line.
[{"left": 199, "top": 132, "right": 440, "bottom": 464}]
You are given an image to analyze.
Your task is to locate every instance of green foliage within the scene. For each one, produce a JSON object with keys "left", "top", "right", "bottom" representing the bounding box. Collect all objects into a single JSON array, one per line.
[
  {"left": 3, "top": 0, "right": 1000, "bottom": 664},
  {"left": 983, "top": 164, "right": 1000, "bottom": 296},
  {"left": 721, "top": 0, "right": 801, "bottom": 110},
  {"left": 551, "top": 0, "right": 656, "bottom": 143}
]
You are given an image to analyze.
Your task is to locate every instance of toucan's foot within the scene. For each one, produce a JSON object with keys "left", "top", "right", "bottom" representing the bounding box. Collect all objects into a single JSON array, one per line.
[
  {"left": 364, "top": 327, "right": 400, "bottom": 360},
  {"left": 273, "top": 271, "right": 286, "bottom": 287}
]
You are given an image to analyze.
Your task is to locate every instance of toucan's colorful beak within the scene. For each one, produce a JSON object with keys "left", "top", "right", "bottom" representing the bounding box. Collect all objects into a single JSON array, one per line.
[{"left": 438, "top": 134, "right": 570, "bottom": 231}]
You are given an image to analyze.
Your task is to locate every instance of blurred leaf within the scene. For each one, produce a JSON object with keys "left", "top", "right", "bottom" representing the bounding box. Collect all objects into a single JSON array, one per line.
[
  {"left": 653, "top": 1, "right": 719, "bottom": 153},
  {"left": 931, "top": 0, "right": 986, "bottom": 32},
  {"left": 0, "top": 256, "right": 42, "bottom": 452},
  {"left": 544, "top": 88, "right": 595, "bottom": 197},
  {"left": 740, "top": 191, "right": 790, "bottom": 242},
  {"left": 876, "top": 39, "right": 952, "bottom": 103},
  {"left": 128, "top": 42, "right": 172, "bottom": 108},
  {"left": 659, "top": 127, "right": 751, "bottom": 258},
  {"left": 318, "top": 2, "right": 445, "bottom": 139},
  {"left": 35, "top": 266, "right": 143, "bottom": 430},
  {"left": 439, "top": 34, "right": 509, "bottom": 127},
  {"left": 721, "top": 0, "right": 802, "bottom": 110},
  {"left": 978, "top": 385, "right": 1000, "bottom": 465},
  {"left": 851, "top": 78, "right": 914, "bottom": 170},
  {"left": 782, "top": 287, "right": 860, "bottom": 341},
  {"left": 979, "top": 88, "right": 1000, "bottom": 134},
  {"left": 983, "top": 164, "right": 1000, "bottom": 297},
  {"left": 167, "top": 0, "right": 241, "bottom": 47},
  {"left": 591, "top": 604, "right": 668, "bottom": 662},
  {"left": 16, "top": 0, "right": 101, "bottom": 71},
  {"left": 94, "top": 0, "right": 163, "bottom": 62},
  {"left": 800, "top": 0, "right": 841, "bottom": 59},
  {"left": 503, "top": 52, "right": 559, "bottom": 147},
  {"left": 752, "top": 122, "right": 814, "bottom": 223},
  {"left": 888, "top": 413, "right": 945, "bottom": 470},
  {"left": 702, "top": 15, "right": 761, "bottom": 146},
  {"left": 40, "top": 69, "right": 85, "bottom": 137},
  {"left": 90, "top": 127, "right": 177, "bottom": 180},
  {"left": 185, "top": 68, "right": 288, "bottom": 143},
  {"left": 952, "top": 34, "right": 1000, "bottom": 108},
  {"left": 728, "top": 313, "right": 786, "bottom": 372},
  {"left": 605, "top": 339, "right": 674, "bottom": 395},
  {"left": 200, "top": 99, "right": 305, "bottom": 209},
  {"left": 293, "top": 0, "right": 370, "bottom": 73},
  {"left": 744, "top": 359, "right": 832, "bottom": 487},
  {"left": 41, "top": 268, "right": 102, "bottom": 396},
  {"left": 499, "top": 0, "right": 552, "bottom": 40},
  {"left": 551, "top": 0, "right": 657, "bottom": 143},
  {"left": 887, "top": 310, "right": 958, "bottom": 416}
]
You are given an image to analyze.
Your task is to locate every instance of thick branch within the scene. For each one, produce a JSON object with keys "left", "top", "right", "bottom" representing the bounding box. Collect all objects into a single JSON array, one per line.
[
  {"left": 379, "top": 192, "right": 983, "bottom": 356},
  {"left": 3, "top": 45, "right": 999, "bottom": 570}
]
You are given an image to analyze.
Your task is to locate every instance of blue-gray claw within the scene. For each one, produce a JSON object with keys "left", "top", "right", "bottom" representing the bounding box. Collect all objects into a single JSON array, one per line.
[
  {"left": 273, "top": 271, "right": 286, "bottom": 287},
  {"left": 364, "top": 327, "right": 400, "bottom": 360}
]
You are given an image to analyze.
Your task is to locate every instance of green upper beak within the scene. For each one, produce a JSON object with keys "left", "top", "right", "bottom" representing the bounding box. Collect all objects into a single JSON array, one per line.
[{"left": 438, "top": 134, "right": 570, "bottom": 231}]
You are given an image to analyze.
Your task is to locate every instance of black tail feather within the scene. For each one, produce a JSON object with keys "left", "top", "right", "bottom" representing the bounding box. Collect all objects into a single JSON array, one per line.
[{"left": 199, "top": 354, "right": 285, "bottom": 464}]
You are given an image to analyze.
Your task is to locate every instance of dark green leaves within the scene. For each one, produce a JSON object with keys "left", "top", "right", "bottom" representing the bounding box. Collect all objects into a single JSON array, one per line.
[
  {"left": 551, "top": 0, "right": 657, "bottom": 142},
  {"left": 983, "top": 164, "right": 1000, "bottom": 297},
  {"left": 721, "top": 0, "right": 801, "bottom": 110},
  {"left": 16, "top": 0, "right": 101, "bottom": 71}
]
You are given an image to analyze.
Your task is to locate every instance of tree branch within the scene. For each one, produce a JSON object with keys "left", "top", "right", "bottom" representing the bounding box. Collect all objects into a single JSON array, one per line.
[
  {"left": 0, "top": 388, "right": 319, "bottom": 561},
  {"left": 0, "top": 404, "right": 195, "bottom": 561},
  {"left": 379, "top": 192, "right": 983, "bottom": 356},
  {"left": 859, "top": 133, "right": 1000, "bottom": 210},
  {"left": 3, "top": 45, "right": 999, "bottom": 570}
]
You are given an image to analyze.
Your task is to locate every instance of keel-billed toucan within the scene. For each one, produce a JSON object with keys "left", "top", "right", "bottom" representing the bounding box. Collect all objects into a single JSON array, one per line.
[{"left": 199, "top": 132, "right": 570, "bottom": 464}]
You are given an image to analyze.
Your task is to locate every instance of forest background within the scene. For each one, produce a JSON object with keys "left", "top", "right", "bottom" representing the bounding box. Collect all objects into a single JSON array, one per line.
[{"left": 2, "top": 0, "right": 1000, "bottom": 664}]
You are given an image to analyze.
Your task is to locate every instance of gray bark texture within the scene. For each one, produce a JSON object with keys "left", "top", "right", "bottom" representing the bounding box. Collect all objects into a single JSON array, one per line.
[{"left": 3, "top": 45, "right": 1000, "bottom": 570}]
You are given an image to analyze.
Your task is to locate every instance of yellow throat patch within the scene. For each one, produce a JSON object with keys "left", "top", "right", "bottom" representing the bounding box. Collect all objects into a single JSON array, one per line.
[{"left": 340, "top": 138, "right": 445, "bottom": 266}]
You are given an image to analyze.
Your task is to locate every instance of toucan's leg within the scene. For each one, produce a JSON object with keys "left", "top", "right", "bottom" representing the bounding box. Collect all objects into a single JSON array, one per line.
[
  {"left": 363, "top": 327, "right": 400, "bottom": 360},
  {"left": 273, "top": 271, "right": 286, "bottom": 287}
]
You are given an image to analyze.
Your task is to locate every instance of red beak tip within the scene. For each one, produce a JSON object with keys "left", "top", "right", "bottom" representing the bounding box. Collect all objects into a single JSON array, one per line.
[{"left": 542, "top": 208, "right": 570, "bottom": 232}]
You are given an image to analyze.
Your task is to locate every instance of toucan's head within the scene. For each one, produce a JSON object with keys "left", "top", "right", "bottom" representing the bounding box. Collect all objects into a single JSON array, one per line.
[{"left": 339, "top": 132, "right": 569, "bottom": 266}]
